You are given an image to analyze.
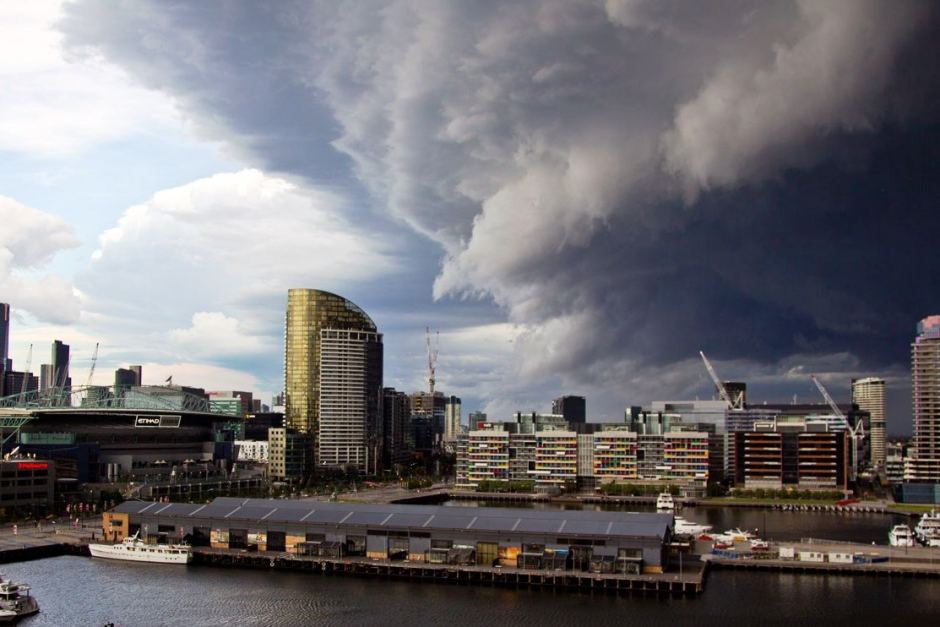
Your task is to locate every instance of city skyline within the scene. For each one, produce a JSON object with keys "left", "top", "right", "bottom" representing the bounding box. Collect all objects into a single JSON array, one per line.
[{"left": 1, "top": 2, "right": 937, "bottom": 432}]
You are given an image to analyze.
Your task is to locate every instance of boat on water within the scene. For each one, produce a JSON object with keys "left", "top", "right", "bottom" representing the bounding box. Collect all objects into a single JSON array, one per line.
[
  {"left": 89, "top": 532, "right": 192, "bottom": 564},
  {"left": 0, "top": 576, "right": 39, "bottom": 623},
  {"left": 656, "top": 493, "right": 675, "bottom": 511},
  {"left": 673, "top": 516, "right": 712, "bottom": 536},
  {"left": 889, "top": 524, "right": 915, "bottom": 547},
  {"left": 914, "top": 511, "right": 940, "bottom": 547},
  {"left": 713, "top": 528, "right": 756, "bottom": 545}
]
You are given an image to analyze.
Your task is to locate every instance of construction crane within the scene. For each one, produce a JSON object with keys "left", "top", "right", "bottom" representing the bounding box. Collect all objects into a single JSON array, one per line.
[
  {"left": 85, "top": 342, "right": 99, "bottom": 387},
  {"left": 699, "top": 351, "right": 743, "bottom": 409},
  {"left": 811, "top": 374, "right": 864, "bottom": 480},
  {"left": 19, "top": 344, "right": 32, "bottom": 395},
  {"left": 426, "top": 327, "right": 439, "bottom": 399}
]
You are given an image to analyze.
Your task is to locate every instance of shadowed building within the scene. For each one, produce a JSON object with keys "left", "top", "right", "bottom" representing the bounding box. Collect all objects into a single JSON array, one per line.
[
  {"left": 0, "top": 303, "right": 10, "bottom": 372},
  {"left": 284, "top": 289, "right": 383, "bottom": 473},
  {"left": 552, "top": 395, "right": 586, "bottom": 426}
]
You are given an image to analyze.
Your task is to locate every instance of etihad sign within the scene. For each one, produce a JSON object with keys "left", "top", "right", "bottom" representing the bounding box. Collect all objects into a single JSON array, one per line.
[{"left": 134, "top": 415, "right": 182, "bottom": 428}]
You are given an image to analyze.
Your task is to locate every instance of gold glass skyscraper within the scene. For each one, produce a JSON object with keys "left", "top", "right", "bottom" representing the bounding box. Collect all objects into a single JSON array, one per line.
[{"left": 284, "top": 289, "right": 382, "bottom": 469}]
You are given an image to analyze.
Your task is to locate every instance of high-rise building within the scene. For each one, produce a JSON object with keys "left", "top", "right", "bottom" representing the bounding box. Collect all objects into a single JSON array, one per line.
[
  {"left": 51, "top": 340, "right": 70, "bottom": 389},
  {"left": 909, "top": 316, "right": 940, "bottom": 482},
  {"left": 444, "top": 395, "right": 461, "bottom": 442},
  {"left": 0, "top": 303, "right": 10, "bottom": 373},
  {"left": 382, "top": 388, "right": 411, "bottom": 467},
  {"left": 284, "top": 289, "right": 382, "bottom": 472},
  {"left": 129, "top": 365, "right": 143, "bottom": 385},
  {"left": 115, "top": 368, "right": 138, "bottom": 389},
  {"left": 552, "top": 395, "right": 586, "bottom": 425},
  {"left": 318, "top": 328, "right": 383, "bottom": 473},
  {"left": 852, "top": 377, "right": 886, "bottom": 468},
  {"left": 39, "top": 364, "right": 55, "bottom": 392}
]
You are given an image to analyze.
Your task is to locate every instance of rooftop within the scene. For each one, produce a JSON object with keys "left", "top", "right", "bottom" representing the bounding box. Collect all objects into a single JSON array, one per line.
[{"left": 114, "top": 497, "right": 673, "bottom": 539}]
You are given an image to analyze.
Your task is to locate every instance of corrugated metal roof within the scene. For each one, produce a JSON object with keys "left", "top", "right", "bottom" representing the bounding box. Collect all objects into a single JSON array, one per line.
[{"left": 113, "top": 497, "right": 671, "bottom": 539}]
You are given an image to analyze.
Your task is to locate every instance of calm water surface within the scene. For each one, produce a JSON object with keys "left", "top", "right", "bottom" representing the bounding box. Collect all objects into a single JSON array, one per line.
[
  {"left": 4, "top": 556, "right": 939, "bottom": 626},
  {"left": 3, "top": 502, "right": 938, "bottom": 625}
]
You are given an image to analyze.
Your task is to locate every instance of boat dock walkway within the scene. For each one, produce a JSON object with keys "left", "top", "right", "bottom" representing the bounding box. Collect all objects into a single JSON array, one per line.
[
  {"left": 191, "top": 547, "right": 707, "bottom": 595},
  {"left": 703, "top": 539, "right": 940, "bottom": 578}
]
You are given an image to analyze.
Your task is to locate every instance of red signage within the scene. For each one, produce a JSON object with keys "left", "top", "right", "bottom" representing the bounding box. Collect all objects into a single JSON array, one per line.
[{"left": 17, "top": 462, "right": 48, "bottom": 470}]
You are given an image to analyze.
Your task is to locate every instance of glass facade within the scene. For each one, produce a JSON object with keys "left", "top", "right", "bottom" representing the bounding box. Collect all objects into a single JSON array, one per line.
[{"left": 284, "top": 289, "right": 380, "bottom": 467}]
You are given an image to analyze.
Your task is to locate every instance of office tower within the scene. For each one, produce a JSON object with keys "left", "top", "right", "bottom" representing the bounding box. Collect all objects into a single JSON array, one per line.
[
  {"left": 0, "top": 303, "right": 9, "bottom": 372},
  {"left": 39, "top": 364, "right": 55, "bottom": 392},
  {"left": 444, "top": 395, "right": 461, "bottom": 442},
  {"left": 382, "top": 388, "right": 411, "bottom": 467},
  {"left": 129, "top": 365, "right": 143, "bottom": 385},
  {"left": 852, "top": 377, "right": 886, "bottom": 468},
  {"left": 468, "top": 411, "right": 487, "bottom": 429},
  {"left": 910, "top": 316, "right": 940, "bottom": 482},
  {"left": 51, "top": 340, "right": 70, "bottom": 389},
  {"left": 552, "top": 395, "right": 586, "bottom": 425},
  {"left": 284, "top": 289, "right": 382, "bottom": 471},
  {"left": 115, "top": 368, "right": 137, "bottom": 389}
]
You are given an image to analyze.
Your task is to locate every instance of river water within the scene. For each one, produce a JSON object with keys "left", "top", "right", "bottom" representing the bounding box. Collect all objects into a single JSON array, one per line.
[{"left": 3, "top": 503, "right": 938, "bottom": 626}]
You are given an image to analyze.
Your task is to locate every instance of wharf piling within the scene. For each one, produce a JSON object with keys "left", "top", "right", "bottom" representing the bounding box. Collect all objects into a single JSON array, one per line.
[{"left": 190, "top": 547, "right": 707, "bottom": 596}]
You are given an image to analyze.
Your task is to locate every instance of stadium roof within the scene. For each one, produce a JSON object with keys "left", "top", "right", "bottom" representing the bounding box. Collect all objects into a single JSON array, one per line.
[{"left": 115, "top": 497, "right": 673, "bottom": 539}]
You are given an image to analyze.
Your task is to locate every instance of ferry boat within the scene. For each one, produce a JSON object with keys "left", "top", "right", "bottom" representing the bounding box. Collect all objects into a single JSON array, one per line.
[
  {"left": 673, "top": 516, "right": 712, "bottom": 536},
  {"left": 888, "top": 524, "right": 915, "bottom": 547},
  {"left": 89, "top": 532, "right": 192, "bottom": 564},
  {"left": 914, "top": 511, "right": 940, "bottom": 547},
  {"left": 656, "top": 493, "right": 675, "bottom": 511},
  {"left": 0, "top": 576, "right": 39, "bottom": 623}
]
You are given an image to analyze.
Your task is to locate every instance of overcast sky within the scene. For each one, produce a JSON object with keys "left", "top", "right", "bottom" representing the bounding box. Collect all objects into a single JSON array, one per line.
[{"left": 1, "top": 1, "right": 937, "bottom": 434}]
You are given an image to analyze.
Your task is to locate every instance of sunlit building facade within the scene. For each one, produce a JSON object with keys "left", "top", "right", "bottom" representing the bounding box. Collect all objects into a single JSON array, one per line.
[
  {"left": 909, "top": 316, "right": 940, "bottom": 482},
  {"left": 852, "top": 377, "right": 886, "bottom": 468},
  {"left": 284, "top": 289, "right": 382, "bottom": 470}
]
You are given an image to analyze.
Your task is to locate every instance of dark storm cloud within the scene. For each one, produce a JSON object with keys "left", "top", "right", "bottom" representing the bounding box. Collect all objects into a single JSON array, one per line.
[{"left": 59, "top": 0, "right": 940, "bottom": 426}]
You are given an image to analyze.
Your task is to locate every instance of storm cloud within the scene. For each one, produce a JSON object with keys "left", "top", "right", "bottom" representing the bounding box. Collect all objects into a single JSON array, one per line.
[{"left": 59, "top": 0, "right": 940, "bottom": 425}]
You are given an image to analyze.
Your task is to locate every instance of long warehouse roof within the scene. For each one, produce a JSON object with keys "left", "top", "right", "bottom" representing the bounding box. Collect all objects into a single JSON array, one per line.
[{"left": 114, "top": 497, "right": 673, "bottom": 539}]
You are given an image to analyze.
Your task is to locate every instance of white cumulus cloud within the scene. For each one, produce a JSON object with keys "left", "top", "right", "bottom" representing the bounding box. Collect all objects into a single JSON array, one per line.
[{"left": 0, "top": 195, "right": 80, "bottom": 323}]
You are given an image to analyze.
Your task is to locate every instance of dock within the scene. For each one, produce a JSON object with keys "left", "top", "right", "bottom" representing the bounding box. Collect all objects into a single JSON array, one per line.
[
  {"left": 702, "top": 539, "right": 940, "bottom": 578},
  {"left": 190, "top": 546, "right": 707, "bottom": 595}
]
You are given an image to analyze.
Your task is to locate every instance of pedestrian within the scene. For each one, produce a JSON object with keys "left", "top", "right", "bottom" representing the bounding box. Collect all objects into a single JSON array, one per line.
[{"left": 12, "top": 524, "right": 16, "bottom": 536}]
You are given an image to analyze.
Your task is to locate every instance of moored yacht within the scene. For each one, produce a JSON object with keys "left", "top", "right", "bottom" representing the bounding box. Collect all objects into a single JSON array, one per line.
[
  {"left": 914, "top": 511, "right": 940, "bottom": 547},
  {"left": 0, "top": 576, "right": 39, "bottom": 623},
  {"left": 673, "top": 516, "right": 712, "bottom": 536},
  {"left": 889, "top": 524, "right": 915, "bottom": 547},
  {"left": 656, "top": 493, "right": 675, "bottom": 511},
  {"left": 89, "top": 532, "right": 192, "bottom": 564}
]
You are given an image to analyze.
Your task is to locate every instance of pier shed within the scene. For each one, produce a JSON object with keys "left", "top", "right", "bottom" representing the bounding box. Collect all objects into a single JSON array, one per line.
[{"left": 104, "top": 497, "right": 674, "bottom": 573}]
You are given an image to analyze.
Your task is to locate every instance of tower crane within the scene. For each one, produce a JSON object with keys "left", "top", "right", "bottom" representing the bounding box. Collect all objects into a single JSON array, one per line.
[
  {"left": 699, "top": 351, "right": 744, "bottom": 409},
  {"left": 85, "top": 342, "right": 99, "bottom": 387},
  {"left": 19, "top": 344, "right": 32, "bottom": 395},
  {"left": 426, "top": 327, "right": 439, "bottom": 399},
  {"left": 811, "top": 374, "right": 864, "bottom": 480}
]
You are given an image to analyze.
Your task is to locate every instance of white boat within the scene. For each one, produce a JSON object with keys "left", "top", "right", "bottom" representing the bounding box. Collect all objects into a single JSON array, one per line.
[
  {"left": 749, "top": 539, "right": 770, "bottom": 551},
  {"left": 656, "top": 493, "right": 675, "bottom": 511},
  {"left": 713, "top": 528, "right": 756, "bottom": 544},
  {"left": 0, "top": 576, "right": 39, "bottom": 623},
  {"left": 914, "top": 511, "right": 940, "bottom": 547},
  {"left": 89, "top": 533, "right": 192, "bottom": 564},
  {"left": 888, "top": 524, "right": 915, "bottom": 547},
  {"left": 674, "top": 516, "right": 712, "bottom": 536}
]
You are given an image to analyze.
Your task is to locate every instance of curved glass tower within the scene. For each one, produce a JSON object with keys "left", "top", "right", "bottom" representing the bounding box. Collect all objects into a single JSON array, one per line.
[{"left": 284, "top": 289, "right": 382, "bottom": 473}]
